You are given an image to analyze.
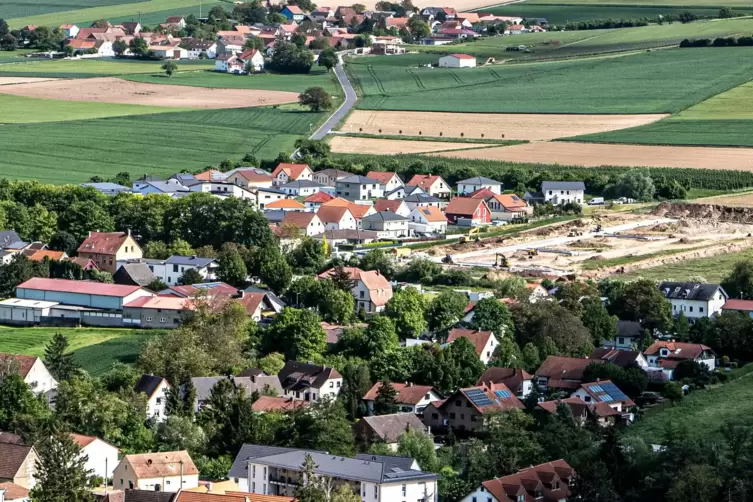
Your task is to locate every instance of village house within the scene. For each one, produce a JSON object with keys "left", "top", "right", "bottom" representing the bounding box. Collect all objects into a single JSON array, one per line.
[
  {"left": 279, "top": 180, "right": 329, "bottom": 197},
  {"left": 214, "top": 53, "right": 244, "bottom": 73},
  {"left": 0, "top": 482, "right": 29, "bottom": 501},
  {"left": 474, "top": 192, "right": 531, "bottom": 221},
  {"left": 311, "top": 229, "right": 380, "bottom": 249},
  {"left": 335, "top": 175, "right": 385, "bottom": 201},
  {"left": 272, "top": 163, "right": 313, "bottom": 186},
  {"left": 256, "top": 187, "right": 288, "bottom": 209},
  {"left": 312, "top": 168, "right": 352, "bottom": 186},
  {"left": 71, "top": 433, "right": 120, "bottom": 480},
  {"left": 461, "top": 459, "right": 575, "bottom": 502},
  {"left": 316, "top": 205, "right": 357, "bottom": 230},
  {"left": 122, "top": 296, "right": 195, "bottom": 328},
  {"left": 185, "top": 39, "right": 217, "bottom": 58},
  {"left": 119, "top": 255, "right": 218, "bottom": 286},
  {"left": 303, "top": 191, "right": 335, "bottom": 211},
  {"left": 439, "top": 53, "right": 476, "bottom": 67},
  {"left": 367, "top": 171, "right": 404, "bottom": 193},
  {"left": 537, "top": 396, "right": 621, "bottom": 427},
  {"left": 0, "top": 354, "right": 57, "bottom": 396},
  {"left": 353, "top": 413, "right": 430, "bottom": 451},
  {"left": 534, "top": 355, "right": 603, "bottom": 392},
  {"left": 120, "top": 21, "right": 142, "bottom": 35},
  {"left": 644, "top": 341, "right": 716, "bottom": 379},
  {"left": 571, "top": 379, "right": 635, "bottom": 418},
  {"left": 446, "top": 328, "right": 499, "bottom": 364},
  {"left": 228, "top": 444, "right": 437, "bottom": 499},
  {"left": 81, "top": 182, "right": 131, "bottom": 196},
  {"left": 444, "top": 197, "right": 491, "bottom": 226},
  {"left": 265, "top": 199, "right": 306, "bottom": 212},
  {"left": 216, "top": 35, "right": 246, "bottom": 56},
  {"left": 363, "top": 382, "right": 442, "bottom": 414},
  {"left": 373, "top": 199, "right": 411, "bottom": 217},
  {"left": 188, "top": 374, "right": 283, "bottom": 412},
  {"left": 280, "top": 212, "right": 325, "bottom": 237},
  {"left": 408, "top": 205, "right": 448, "bottom": 235},
  {"left": 0, "top": 442, "right": 38, "bottom": 489},
  {"left": 132, "top": 179, "right": 190, "bottom": 196},
  {"left": 77, "top": 231, "right": 143, "bottom": 273},
  {"left": 134, "top": 374, "right": 172, "bottom": 423},
  {"left": 281, "top": 5, "right": 306, "bottom": 21},
  {"left": 278, "top": 361, "right": 343, "bottom": 402},
  {"left": 721, "top": 298, "right": 753, "bottom": 317},
  {"left": 251, "top": 395, "right": 310, "bottom": 413},
  {"left": 407, "top": 175, "right": 452, "bottom": 198},
  {"left": 476, "top": 367, "right": 533, "bottom": 398},
  {"left": 317, "top": 266, "right": 393, "bottom": 313},
  {"left": 422, "top": 383, "right": 524, "bottom": 432},
  {"left": 227, "top": 170, "right": 274, "bottom": 189},
  {"left": 362, "top": 211, "right": 411, "bottom": 239},
  {"left": 60, "top": 24, "right": 80, "bottom": 38},
  {"left": 591, "top": 347, "right": 649, "bottom": 370},
  {"left": 601, "top": 319, "right": 644, "bottom": 350},
  {"left": 457, "top": 176, "right": 503, "bottom": 195},
  {"left": 542, "top": 181, "right": 586, "bottom": 205},
  {"left": 658, "top": 281, "right": 728, "bottom": 319},
  {"left": 403, "top": 194, "right": 447, "bottom": 213},
  {"left": 112, "top": 450, "right": 198, "bottom": 492}
]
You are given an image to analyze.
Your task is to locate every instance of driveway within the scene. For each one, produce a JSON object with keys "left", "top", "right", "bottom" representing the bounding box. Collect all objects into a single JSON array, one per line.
[{"left": 310, "top": 55, "right": 357, "bottom": 141}]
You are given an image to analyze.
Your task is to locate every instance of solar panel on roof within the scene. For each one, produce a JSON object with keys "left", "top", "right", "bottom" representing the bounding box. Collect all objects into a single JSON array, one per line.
[
  {"left": 512, "top": 195, "right": 520, "bottom": 201},
  {"left": 494, "top": 389, "right": 512, "bottom": 399},
  {"left": 589, "top": 385, "right": 604, "bottom": 393},
  {"left": 599, "top": 395, "right": 613, "bottom": 402},
  {"left": 601, "top": 382, "right": 628, "bottom": 401}
]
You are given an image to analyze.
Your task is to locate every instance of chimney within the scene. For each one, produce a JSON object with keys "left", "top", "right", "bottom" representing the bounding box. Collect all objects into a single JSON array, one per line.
[
  {"left": 127, "top": 228, "right": 131, "bottom": 236},
  {"left": 237, "top": 289, "right": 245, "bottom": 298}
]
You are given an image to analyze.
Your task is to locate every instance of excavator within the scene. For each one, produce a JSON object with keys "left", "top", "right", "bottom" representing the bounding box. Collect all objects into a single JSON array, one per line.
[
  {"left": 568, "top": 228, "right": 583, "bottom": 237},
  {"left": 527, "top": 249, "right": 539, "bottom": 257},
  {"left": 459, "top": 226, "right": 481, "bottom": 243},
  {"left": 494, "top": 253, "right": 510, "bottom": 268}
]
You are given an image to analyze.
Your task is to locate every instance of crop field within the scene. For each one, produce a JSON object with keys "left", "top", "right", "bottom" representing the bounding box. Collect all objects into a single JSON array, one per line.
[
  {"left": 125, "top": 68, "right": 340, "bottom": 94},
  {"left": 411, "top": 17, "right": 753, "bottom": 60},
  {"left": 6, "top": 0, "right": 228, "bottom": 29},
  {"left": 352, "top": 48, "right": 753, "bottom": 114},
  {"left": 0, "top": 326, "right": 156, "bottom": 376},
  {"left": 521, "top": 0, "right": 753, "bottom": 6},
  {"left": 0, "top": 0, "right": 142, "bottom": 21},
  {"left": 0, "top": 106, "right": 323, "bottom": 183},
  {"left": 91, "top": 1, "right": 224, "bottom": 27},
  {"left": 484, "top": 4, "right": 753, "bottom": 25},
  {"left": 0, "top": 58, "right": 213, "bottom": 79}
]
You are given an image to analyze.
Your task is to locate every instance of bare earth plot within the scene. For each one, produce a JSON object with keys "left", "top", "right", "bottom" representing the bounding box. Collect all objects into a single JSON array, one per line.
[
  {"left": 0, "top": 77, "right": 57, "bottom": 85},
  {"left": 693, "top": 192, "right": 753, "bottom": 207},
  {"left": 432, "top": 141, "right": 753, "bottom": 170},
  {"left": 340, "top": 111, "right": 668, "bottom": 141},
  {"left": 330, "top": 136, "right": 492, "bottom": 155},
  {"left": 0, "top": 76, "right": 300, "bottom": 108}
]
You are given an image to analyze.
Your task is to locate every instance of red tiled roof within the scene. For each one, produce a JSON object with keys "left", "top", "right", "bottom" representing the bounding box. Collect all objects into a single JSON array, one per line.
[
  {"left": 347, "top": 203, "right": 374, "bottom": 219},
  {"left": 445, "top": 197, "right": 485, "bottom": 217},
  {"left": 449, "top": 53, "right": 475, "bottom": 59},
  {"left": 477, "top": 367, "right": 532, "bottom": 392},
  {"left": 67, "top": 39, "right": 96, "bottom": 49},
  {"left": 469, "top": 187, "right": 496, "bottom": 199},
  {"left": 722, "top": 299, "right": 753, "bottom": 312},
  {"left": 282, "top": 211, "right": 317, "bottom": 229},
  {"left": 77, "top": 231, "right": 133, "bottom": 255},
  {"left": 0, "top": 353, "right": 37, "bottom": 379},
  {"left": 0, "top": 482, "right": 29, "bottom": 501},
  {"left": 235, "top": 170, "right": 273, "bottom": 183},
  {"left": 359, "top": 270, "right": 392, "bottom": 306},
  {"left": 317, "top": 266, "right": 363, "bottom": 281},
  {"left": 407, "top": 174, "right": 443, "bottom": 189},
  {"left": 453, "top": 383, "right": 524, "bottom": 413},
  {"left": 272, "top": 163, "right": 310, "bottom": 180},
  {"left": 224, "top": 493, "right": 296, "bottom": 502},
  {"left": 535, "top": 355, "right": 600, "bottom": 381},
  {"left": 644, "top": 341, "right": 712, "bottom": 359},
  {"left": 373, "top": 199, "right": 404, "bottom": 213},
  {"left": 494, "top": 193, "right": 527, "bottom": 210},
  {"left": 482, "top": 459, "right": 574, "bottom": 502},
  {"left": 284, "top": 5, "right": 304, "bottom": 13},
  {"left": 366, "top": 171, "right": 398, "bottom": 184},
  {"left": 26, "top": 250, "right": 66, "bottom": 261},
  {"left": 304, "top": 192, "right": 334, "bottom": 203},
  {"left": 70, "top": 433, "right": 119, "bottom": 451},
  {"left": 266, "top": 199, "right": 305, "bottom": 210},
  {"left": 123, "top": 296, "right": 195, "bottom": 311},
  {"left": 316, "top": 205, "right": 352, "bottom": 223},
  {"left": 18, "top": 278, "right": 147, "bottom": 298},
  {"left": 251, "top": 396, "right": 310, "bottom": 412},
  {"left": 239, "top": 48, "right": 260, "bottom": 59},
  {"left": 447, "top": 328, "right": 494, "bottom": 357},
  {"left": 363, "top": 382, "right": 436, "bottom": 405},
  {"left": 168, "top": 282, "right": 237, "bottom": 298},
  {"left": 413, "top": 206, "right": 447, "bottom": 223}
]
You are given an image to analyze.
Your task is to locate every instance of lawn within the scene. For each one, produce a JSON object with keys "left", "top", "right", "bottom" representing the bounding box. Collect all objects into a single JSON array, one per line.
[
  {"left": 484, "top": 4, "right": 753, "bottom": 25},
  {"left": 617, "top": 247, "right": 753, "bottom": 282},
  {"left": 626, "top": 371, "right": 753, "bottom": 443},
  {"left": 124, "top": 68, "right": 341, "bottom": 95},
  {"left": 0, "top": 94, "right": 188, "bottom": 123},
  {"left": 0, "top": 106, "right": 324, "bottom": 183},
  {"left": 570, "top": 79, "right": 753, "bottom": 146},
  {"left": 6, "top": 0, "right": 227, "bottom": 29},
  {"left": 0, "top": 326, "right": 156, "bottom": 376},
  {"left": 0, "top": 58, "right": 213, "bottom": 79},
  {"left": 352, "top": 48, "right": 753, "bottom": 114}
]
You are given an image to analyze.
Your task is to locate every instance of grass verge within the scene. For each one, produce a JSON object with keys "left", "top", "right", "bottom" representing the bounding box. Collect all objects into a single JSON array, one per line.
[{"left": 617, "top": 246, "right": 753, "bottom": 282}]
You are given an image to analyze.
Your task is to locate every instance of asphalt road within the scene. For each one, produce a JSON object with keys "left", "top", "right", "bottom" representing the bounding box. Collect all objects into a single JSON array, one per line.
[{"left": 310, "top": 55, "right": 357, "bottom": 141}]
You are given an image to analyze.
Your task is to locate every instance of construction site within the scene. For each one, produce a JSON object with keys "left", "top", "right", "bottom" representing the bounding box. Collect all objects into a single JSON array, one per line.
[{"left": 429, "top": 204, "right": 753, "bottom": 279}]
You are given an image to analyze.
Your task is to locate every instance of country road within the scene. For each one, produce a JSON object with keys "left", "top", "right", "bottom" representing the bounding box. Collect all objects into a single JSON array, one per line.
[{"left": 310, "top": 55, "right": 357, "bottom": 141}]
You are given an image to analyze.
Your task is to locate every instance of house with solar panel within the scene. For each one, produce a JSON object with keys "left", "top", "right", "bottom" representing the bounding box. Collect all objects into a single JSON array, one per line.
[
  {"left": 422, "top": 383, "right": 524, "bottom": 433},
  {"left": 570, "top": 380, "right": 635, "bottom": 422}
]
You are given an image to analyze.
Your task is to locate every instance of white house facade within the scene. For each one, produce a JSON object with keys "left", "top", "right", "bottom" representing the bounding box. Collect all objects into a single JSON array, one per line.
[{"left": 541, "top": 181, "right": 585, "bottom": 205}]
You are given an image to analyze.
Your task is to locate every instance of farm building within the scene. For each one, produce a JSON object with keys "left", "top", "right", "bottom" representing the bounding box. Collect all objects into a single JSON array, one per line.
[{"left": 438, "top": 54, "right": 476, "bottom": 67}]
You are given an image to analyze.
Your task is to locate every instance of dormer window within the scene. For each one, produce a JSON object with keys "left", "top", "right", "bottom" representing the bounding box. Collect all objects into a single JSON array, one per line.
[
  {"left": 517, "top": 495, "right": 525, "bottom": 502},
  {"left": 660, "top": 348, "right": 669, "bottom": 357},
  {"left": 535, "top": 489, "right": 544, "bottom": 498}
]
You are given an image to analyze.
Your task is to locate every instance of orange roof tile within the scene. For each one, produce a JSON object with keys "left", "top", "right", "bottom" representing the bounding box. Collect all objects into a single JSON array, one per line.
[
  {"left": 366, "top": 171, "right": 399, "bottom": 184},
  {"left": 316, "top": 205, "right": 352, "bottom": 223},
  {"left": 373, "top": 199, "right": 404, "bottom": 213},
  {"left": 282, "top": 211, "right": 317, "bottom": 229},
  {"left": 26, "top": 250, "right": 66, "bottom": 261},
  {"left": 304, "top": 192, "right": 334, "bottom": 203},
  {"left": 363, "top": 382, "right": 436, "bottom": 404},
  {"left": 251, "top": 396, "right": 310, "bottom": 412},
  {"left": 77, "top": 232, "right": 133, "bottom": 256},
  {"left": 407, "top": 174, "right": 445, "bottom": 189},
  {"left": 447, "top": 328, "right": 495, "bottom": 357},
  {"left": 272, "top": 163, "right": 310, "bottom": 180},
  {"left": 413, "top": 206, "right": 446, "bottom": 223},
  {"left": 445, "top": 197, "right": 485, "bottom": 216},
  {"left": 266, "top": 199, "right": 305, "bottom": 210}
]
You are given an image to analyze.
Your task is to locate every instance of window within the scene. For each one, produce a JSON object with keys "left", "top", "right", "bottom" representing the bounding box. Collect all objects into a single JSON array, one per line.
[
  {"left": 455, "top": 400, "right": 461, "bottom": 406},
  {"left": 374, "top": 486, "right": 378, "bottom": 498},
  {"left": 166, "top": 481, "right": 171, "bottom": 485},
  {"left": 160, "top": 317, "right": 166, "bottom": 323},
  {"left": 689, "top": 306, "right": 694, "bottom": 312},
  {"left": 402, "top": 484, "right": 406, "bottom": 496},
  {"left": 330, "top": 382, "right": 334, "bottom": 388},
  {"left": 337, "top": 381, "right": 341, "bottom": 388},
  {"left": 156, "top": 397, "right": 162, "bottom": 404},
  {"left": 584, "top": 396, "right": 590, "bottom": 402},
  {"left": 618, "top": 337, "right": 625, "bottom": 345},
  {"left": 146, "top": 316, "right": 152, "bottom": 322},
  {"left": 431, "top": 413, "right": 438, "bottom": 420},
  {"left": 253, "top": 466, "right": 256, "bottom": 477},
  {"left": 120, "top": 479, "right": 123, "bottom": 486},
  {"left": 535, "top": 489, "right": 543, "bottom": 498},
  {"left": 363, "top": 486, "right": 366, "bottom": 497},
  {"left": 449, "top": 412, "right": 456, "bottom": 419},
  {"left": 253, "top": 482, "right": 256, "bottom": 492},
  {"left": 700, "top": 307, "right": 704, "bottom": 313},
  {"left": 460, "top": 414, "right": 465, "bottom": 419},
  {"left": 471, "top": 415, "right": 477, "bottom": 422},
  {"left": 173, "top": 264, "right": 179, "bottom": 272},
  {"left": 264, "top": 467, "right": 267, "bottom": 477}
]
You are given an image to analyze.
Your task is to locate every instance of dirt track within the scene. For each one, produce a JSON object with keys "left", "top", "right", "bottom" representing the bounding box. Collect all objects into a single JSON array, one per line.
[
  {"left": 341, "top": 111, "right": 668, "bottom": 141},
  {"left": 692, "top": 192, "right": 753, "bottom": 207},
  {"left": 432, "top": 141, "right": 753, "bottom": 170},
  {"left": 330, "top": 136, "right": 491, "bottom": 154},
  {"left": 0, "top": 77, "right": 57, "bottom": 85},
  {"left": 0, "top": 76, "right": 300, "bottom": 108}
]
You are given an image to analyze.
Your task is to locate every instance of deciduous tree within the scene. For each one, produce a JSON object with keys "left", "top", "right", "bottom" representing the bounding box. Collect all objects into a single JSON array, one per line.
[
  {"left": 470, "top": 297, "right": 514, "bottom": 336},
  {"left": 385, "top": 287, "right": 428, "bottom": 339},
  {"left": 299, "top": 87, "right": 333, "bottom": 112},
  {"left": 263, "top": 308, "right": 326, "bottom": 361},
  {"left": 426, "top": 290, "right": 467, "bottom": 334}
]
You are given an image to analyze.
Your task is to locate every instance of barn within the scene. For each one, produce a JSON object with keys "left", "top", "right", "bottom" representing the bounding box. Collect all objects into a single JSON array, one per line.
[{"left": 438, "top": 53, "right": 476, "bottom": 68}]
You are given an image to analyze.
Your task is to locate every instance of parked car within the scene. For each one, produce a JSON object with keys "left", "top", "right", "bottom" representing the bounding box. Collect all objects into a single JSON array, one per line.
[
  {"left": 588, "top": 197, "right": 605, "bottom": 205},
  {"left": 491, "top": 220, "right": 508, "bottom": 226}
]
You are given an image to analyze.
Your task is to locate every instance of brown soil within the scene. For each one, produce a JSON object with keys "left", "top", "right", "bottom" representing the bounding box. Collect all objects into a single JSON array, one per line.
[
  {"left": 0, "top": 77, "right": 57, "bottom": 85},
  {"left": 330, "top": 136, "right": 491, "bottom": 155},
  {"left": 431, "top": 141, "right": 753, "bottom": 171},
  {"left": 340, "top": 111, "right": 668, "bottom": 141},
  {"left": 691, "top": 192, "right": 753, "bottom": 208},
  {"left": 652, "top": 201, "right": 753, "bottom": 223},
  {"left": 0, "top": 76, "right": 300, "bottom": 108}
]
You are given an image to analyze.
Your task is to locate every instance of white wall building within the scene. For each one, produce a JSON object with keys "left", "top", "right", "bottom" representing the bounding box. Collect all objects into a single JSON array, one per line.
[
  {"left": 72, "top": 434, "right": 120, "bottom": 481},
  {"left": 658, "top": 282, "right": 728, "bottom": 319},
  {"left": 438, "top": 53, "right": 476, "bottom": 67},
  {"left": 456, "top": 176, "right": 503, "bottom": 195},
  {"left": 541, "top": 181, "right": 585, "bottom": 205},
  {"left": 134, "top": 375, "right": 171, "bottom": 423}
]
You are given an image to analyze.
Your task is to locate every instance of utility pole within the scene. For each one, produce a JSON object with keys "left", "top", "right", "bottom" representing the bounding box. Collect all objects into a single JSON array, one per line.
[{"left": 104, "top": 458, "right": 108, "bottom": 494}]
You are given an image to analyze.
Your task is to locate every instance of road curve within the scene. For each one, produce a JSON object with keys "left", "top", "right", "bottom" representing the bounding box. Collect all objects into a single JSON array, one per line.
[{"left": 310, "top": 55, "right": 357, "bottom": 141}]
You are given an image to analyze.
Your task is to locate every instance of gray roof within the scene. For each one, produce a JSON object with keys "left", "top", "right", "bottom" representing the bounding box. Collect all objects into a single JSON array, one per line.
[
  {"left": 114, "top": 263, "right": 157, "bottom": 287},
  {"left": 457, "top": 176, "right": 502, "bottom": 185},
  {"left": 0, "top": 231, "right": 22, "bottom": 248},
  {"left": 228, "top": 444, "right": 437, "bottom": 484},
  {"left": 134, "top": 375, "right": 166, "bottom": 398},
  {"left": 264, "top": 210, "right": 286, "bottom": 223},
  {"left": 354, "top": 453, "right": 417, "bottom": 471},
  {"left": 186, "top": 375, "right": 283, "bottom": 404},
  {"left": 165, "top": 255, "right": 216, "bottom": 268},
  {"left": 257, "top": 187, "right": 287, "bottom": 195},
  {"left": 591, "top": 348, "right": 643, "bottom": 368},
  {"left": 169, "top": 173, "right": 197, "bottom": 184},
  {"left": 658, "top": 282, "right": 726, "bottom": 302},
  {"left": 363, "top": 211, "right": 409, "bottom": 222},
  {"left": 358, "top": 413, "right": 428, "bottom": 443},
  {"left": 138, "top": 180, "right": 190, "bottom": 193},
  {"left": 541, "top": 181, "right": 585, "bottom": 191},
  {"left": 403, "top": 194, "right": 440, "bottom": 203},
  {"left": 316, "top": 168, "right": 352, "bottom": 179},
  {"left": 280, "top": 180, "right": 325, "bottom": 189},
  {"left": 338, "top": 175, "right": 382, "bottom": 185},
  {"left": 81, "top": 182, "right": 131, "bottom": 192},
  {"left": 278, "top": 361, "right": 341, "bottom": 392}
]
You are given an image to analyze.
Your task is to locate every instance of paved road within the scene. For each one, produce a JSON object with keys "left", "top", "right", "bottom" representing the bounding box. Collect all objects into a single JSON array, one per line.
[
  {"left": 310, "top": 55, "right": 357, "bottom": 141},
  {"left": 434, "top": 218, "right": 677, "bottom": 264}
]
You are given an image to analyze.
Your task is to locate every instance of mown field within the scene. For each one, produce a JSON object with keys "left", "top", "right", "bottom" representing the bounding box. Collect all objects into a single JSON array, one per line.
[
  {"left": 351, "top": 48, "right": 753, "bottom": 114},
  {"left": 0, "top": 0, "right": 141, "bottom": 21},
  {"left": 0, "top": 105, "right": 323, "bottom": 183},
  {"left": 89, "top": 1, "right": 224, "bottom": 27},
  {"left": 618, "top": 246, "right": 753, "bottom": 282},
  {"left": 0, "top": 326, "right": 156, "bottom": 376},
  {"left": 411, "top": 17, "right": 753, "bottom": 60},
  {"left": 0, "top": 58, "right": 214, "bottom": 79},
  {"left": 484, "top": 4, "right": 753, "bottom": 25},
  {"left": 5, "top": 0, "right": 229, "bottom": 28},
  {"left": 125, "top": 68, "right": 340, "bottom": 94},
  {"left": 571, "top": 77, "right": 753, "bottom": 146}
]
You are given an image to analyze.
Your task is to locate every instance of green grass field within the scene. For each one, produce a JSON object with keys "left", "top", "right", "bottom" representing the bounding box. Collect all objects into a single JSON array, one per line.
[
  {"left": 0, "top": 326, "right": 155, "bottom": 376},
  {"left": 0, "top": 0, "right": 142, "bottom": 22},
  {"left": 626, "top": 371, "right": 753, "bottom": 443},
  {"left": 0, "top": 94, "right": 189, "bottom": 123},
  {"left": 0, "top": 58, "right": 213, "bottom": 79},
  {"left": 0, "top": 106, "right": 323, "bottom": 182},
  {"left": 484, "top": 4, "right": 753, "bottom": 25},
  {"left": 351, "top": 48, "right": 753, "bottom": 114},
  {"left": 6, "top": 0, "right": 228, "bottom": 29},
  {"left": 617, "top": 247, "right": 753, "bottom": 282},
  {"left": 87, "top": 1, "right": 224, "bottom": 27},
  {"left": 125, "top": 68, "right": 341, "bottom": 94}
]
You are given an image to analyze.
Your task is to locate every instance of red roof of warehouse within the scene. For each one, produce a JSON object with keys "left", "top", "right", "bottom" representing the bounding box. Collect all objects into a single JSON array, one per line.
[{"left": 17, "top": 278, "right": 147, "bottom": 297}]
